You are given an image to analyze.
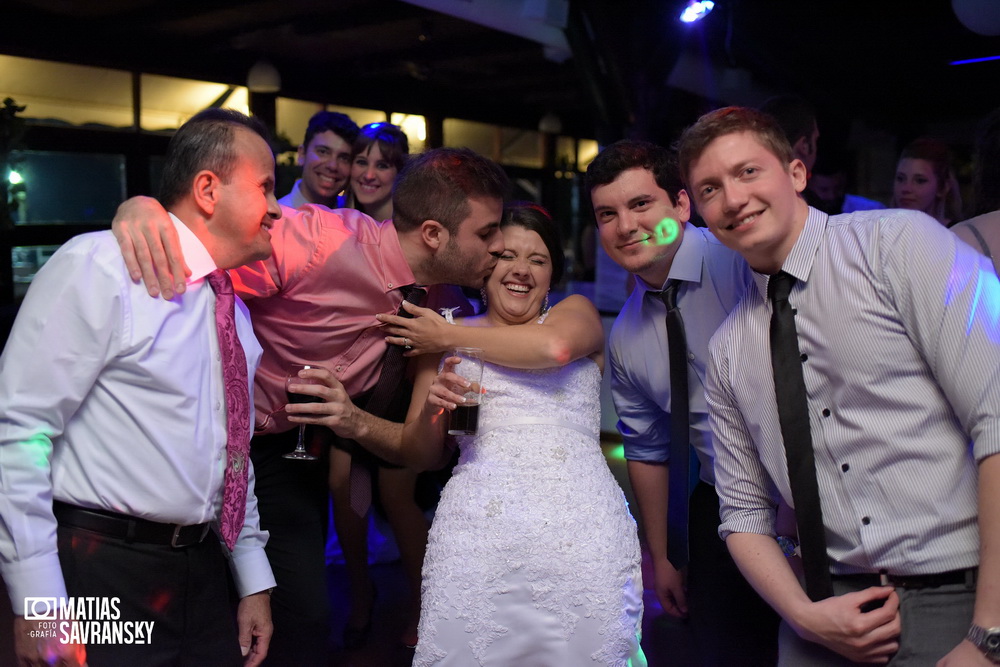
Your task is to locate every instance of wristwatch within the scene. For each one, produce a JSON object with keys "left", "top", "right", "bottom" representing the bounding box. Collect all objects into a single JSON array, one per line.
[
  {"left": 967, "top": 624, "right": 1000, "bottom": 663},
  {"left": 776, "top": 535, "right": 800, "bottom": 558}
]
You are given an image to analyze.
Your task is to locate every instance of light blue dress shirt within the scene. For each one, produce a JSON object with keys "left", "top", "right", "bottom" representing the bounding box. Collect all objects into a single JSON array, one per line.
[
  {"left": 608, "top": 222, "right": 751, "bottom": 484},
  {"left": 709, "top": 207, "right": 1000, "bottom": 575}
]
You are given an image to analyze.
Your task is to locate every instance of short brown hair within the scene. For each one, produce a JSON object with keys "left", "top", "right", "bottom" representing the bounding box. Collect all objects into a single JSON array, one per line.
[
  {"left": 392, "top": 147, "right": 509, "bottom": 234},
  {"left": 677, "top": 106, "right": 794, "bottom": 186},
  {"left": 586, "top": 140, "right": 684, "bottom": 206},
  {"left": 158, "top": 108, "right": 270, "bottom": 208}
]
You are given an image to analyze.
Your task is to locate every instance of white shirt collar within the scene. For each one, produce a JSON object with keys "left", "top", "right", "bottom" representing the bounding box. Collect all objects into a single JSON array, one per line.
[{"left": 168, "top": 213, "right": 220, "bottom": 284}]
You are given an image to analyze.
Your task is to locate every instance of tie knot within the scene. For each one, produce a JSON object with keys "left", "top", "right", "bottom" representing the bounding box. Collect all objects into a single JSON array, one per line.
[
  {"left": 768, "top": 271, "right": 796, "bottom": 303},
  {"left": 206, "top": 269, "right": 233, "bottom": 296},
  {"left": 660, "top": 279, "right": 682, "bottom": 310}
]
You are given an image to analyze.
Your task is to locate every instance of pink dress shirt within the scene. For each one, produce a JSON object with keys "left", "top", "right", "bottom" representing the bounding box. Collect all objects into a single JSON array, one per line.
[{"left": 232, "top": 204, "right": 416, "bottom": 434}]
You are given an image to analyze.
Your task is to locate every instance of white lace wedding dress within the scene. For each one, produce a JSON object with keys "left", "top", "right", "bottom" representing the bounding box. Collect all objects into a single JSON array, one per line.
[{"left": 414, "top": 357, "right": 646, "bottom": 666}]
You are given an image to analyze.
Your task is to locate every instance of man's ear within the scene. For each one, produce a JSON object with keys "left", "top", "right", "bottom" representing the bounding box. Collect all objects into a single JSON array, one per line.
[
  {"left": 192, "top": 170, "right": 220, "bottom": 216},
  {"left": 675, "top": 189, "right": 692, "bottom": 222},
  {"left": 788, "top": 158, "right": 808, "bottom": 194},
  {"left": 419, "top": 219, "right": 447, "bottom": 251},
  {"left": 296, "top": 144, "right": 306, "bottom": 167}
]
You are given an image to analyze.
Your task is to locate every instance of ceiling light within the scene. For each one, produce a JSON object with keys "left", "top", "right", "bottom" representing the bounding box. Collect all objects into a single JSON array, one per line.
[
  {"left": 680, "top": 1, "right": 715, "bottom": 24},
  {"left": 950, "top": 54, "right": 1000, "bottom": 65},
  {"left": 247, "top": 60, "right": 281, "bottom": 93}
]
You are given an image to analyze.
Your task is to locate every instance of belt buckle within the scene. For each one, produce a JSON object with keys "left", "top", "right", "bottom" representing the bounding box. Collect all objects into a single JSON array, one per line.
[{"left": 170, "top": 523, "right": 210, "bottom": 548}]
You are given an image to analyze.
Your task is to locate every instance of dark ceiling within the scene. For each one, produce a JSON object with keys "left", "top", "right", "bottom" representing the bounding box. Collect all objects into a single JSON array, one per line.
[{"left": 2, "top": 0, "right": 999, "bottom": 145}]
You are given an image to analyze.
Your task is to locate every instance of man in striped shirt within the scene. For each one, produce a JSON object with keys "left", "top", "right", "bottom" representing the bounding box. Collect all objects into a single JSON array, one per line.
[{"left": 679, "top": 106, "right": 1000, "bottom": 666}]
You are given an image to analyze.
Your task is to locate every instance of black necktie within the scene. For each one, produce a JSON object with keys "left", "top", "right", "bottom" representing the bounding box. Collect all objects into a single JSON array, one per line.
[
  {"left": 768, "top": 271, "right": 833, "bottom": 601},
  {"left": 661, "top": 279, "right": 691, "bottom": 570},
  {"left": 348, "top": 285, "right": 427, "bottom": 516}
]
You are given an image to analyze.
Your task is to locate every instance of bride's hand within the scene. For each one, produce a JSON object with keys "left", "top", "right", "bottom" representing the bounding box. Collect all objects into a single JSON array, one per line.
[
  {"left": 426, "top": 356, "right": 477, "bottom": 411},
  {"left": 377, "top": 301, "right": 450, "bottom": 356}
]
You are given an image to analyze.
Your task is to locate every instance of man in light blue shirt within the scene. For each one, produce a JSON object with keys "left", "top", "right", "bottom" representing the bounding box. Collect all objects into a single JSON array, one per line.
[{"left": 588, "top": 140, "right": 778, "bottom": 665}]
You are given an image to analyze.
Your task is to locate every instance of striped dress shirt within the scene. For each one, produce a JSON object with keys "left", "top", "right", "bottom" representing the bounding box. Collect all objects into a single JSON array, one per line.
[{"left": 708, "top": 207, "right": 1000, "bottom": 576}]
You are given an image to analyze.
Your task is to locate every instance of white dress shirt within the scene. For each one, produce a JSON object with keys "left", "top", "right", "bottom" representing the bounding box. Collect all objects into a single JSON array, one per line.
[
  {"left": 0, "top": 215, "right": 275, "bottom": 610},
  {"left": 277, "top": 179, "right": 345, "bottom": 209},
  {"left": 708, "top": 207, "right": 1000, "bottom": 575}
]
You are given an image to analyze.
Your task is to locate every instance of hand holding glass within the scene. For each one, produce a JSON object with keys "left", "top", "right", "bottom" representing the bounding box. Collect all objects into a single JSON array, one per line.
[
  {"left": 284, "top": 364, "right": 325, "bottom": 460},
  {"left": 447, "top": 348, "right": 484, "bottom": 436}
]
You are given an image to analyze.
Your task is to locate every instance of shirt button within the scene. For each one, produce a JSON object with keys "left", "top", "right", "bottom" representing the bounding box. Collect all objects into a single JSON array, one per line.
[
  {"left": 336, "top": 365, "right": 343, "bottom": 372},
  {"left": 841, "top": 463, "right": 850, "bottom": 472},
  {"left": 800, "top": 353, "right": 808, "bottom": 362},
  {"left": 215, "top": 401, "right": 222, "bottom": 411},
  {"left": 688, "top": 352, "right": 695, "bottom": 360},
  {"left": 792, "top": 308, "right": 798, "bottom": 315},
  {"left": 861, "top": 516, "right": 871, "bottom": 525},
  {"left": 216, "top": 352, "right": 221, "bottom": 361},
  {"left": 387, "top": 282, "right": 394, "bottom": 288},
  {"left": 822, "top": 408, "right": 831, "bottom": 417}
]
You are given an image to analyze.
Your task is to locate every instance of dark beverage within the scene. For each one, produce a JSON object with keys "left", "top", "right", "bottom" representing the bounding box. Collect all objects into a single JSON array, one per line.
[
  {"left": 448, "top": 403, "right": 480, "bottom": 435},
  {"left": 287, "top": 391, "right": 323, "bottom": 405}
]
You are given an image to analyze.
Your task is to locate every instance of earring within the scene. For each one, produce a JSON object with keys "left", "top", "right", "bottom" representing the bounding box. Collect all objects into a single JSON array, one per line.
[
  {"left": 480, "top": 287, "right": 488, "bottom": 308},
  {"left": 541, "top": 290, "right": 550, "bottom": 315}
]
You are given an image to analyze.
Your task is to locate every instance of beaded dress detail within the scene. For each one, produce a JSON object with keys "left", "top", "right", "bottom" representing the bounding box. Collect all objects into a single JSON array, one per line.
[{"left": 414, "top": 353, "right": 645, "bottom": 666}]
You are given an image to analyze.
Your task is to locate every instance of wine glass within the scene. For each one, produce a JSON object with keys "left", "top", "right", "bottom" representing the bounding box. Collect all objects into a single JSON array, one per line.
[{"left": 284, "top": 364, "right": 325, "bottom": 461}]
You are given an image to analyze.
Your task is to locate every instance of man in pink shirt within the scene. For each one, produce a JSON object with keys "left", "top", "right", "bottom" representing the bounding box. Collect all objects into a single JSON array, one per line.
[{"left": 112, "top": 147, "right": 507, "bottom": 664}]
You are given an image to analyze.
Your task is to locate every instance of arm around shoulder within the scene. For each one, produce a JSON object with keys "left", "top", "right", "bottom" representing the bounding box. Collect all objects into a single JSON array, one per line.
[
  {"left": 111, "top": 195, "right": 189, "bottom": 298},
  {"left": 450, "top": 294, "right": 602, "bottom": 369}
]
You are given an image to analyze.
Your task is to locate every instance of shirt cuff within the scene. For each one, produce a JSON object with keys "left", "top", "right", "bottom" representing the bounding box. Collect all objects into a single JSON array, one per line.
[
  {"left": 228, "top": 546, "right": 276, "bottom": 599},
  {"left": 718, "top": 507, "right": 777, "bottom": 542},
  {"left": 1, "top": 554, "right": 68, "bottom": 615},
  {"left": 619, "top": 431, "right": 668, "bottom": 463}
]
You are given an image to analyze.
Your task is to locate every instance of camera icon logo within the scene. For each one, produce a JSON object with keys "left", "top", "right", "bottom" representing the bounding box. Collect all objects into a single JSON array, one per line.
[{"left": 23, "top": 597, "right": 58, "bottom": 620}]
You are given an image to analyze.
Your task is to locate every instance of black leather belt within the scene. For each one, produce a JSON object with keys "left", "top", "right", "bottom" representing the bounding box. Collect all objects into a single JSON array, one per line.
[
  {"left": 53, "top": 501, "right": 212, "bottom": 548},
  {"left": 831, "top": 567, "right": 976, "bottom": 590}
]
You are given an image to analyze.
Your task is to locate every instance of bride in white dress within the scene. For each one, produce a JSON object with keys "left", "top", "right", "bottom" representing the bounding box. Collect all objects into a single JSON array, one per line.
[{"left": 381, "top": 202, "right": 646, "bottom": 666}]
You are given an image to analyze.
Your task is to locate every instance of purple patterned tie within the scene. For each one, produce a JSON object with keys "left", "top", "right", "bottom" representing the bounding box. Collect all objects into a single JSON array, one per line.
[{"left": 206, "top": 269, "right": 252, "bottom": 550}]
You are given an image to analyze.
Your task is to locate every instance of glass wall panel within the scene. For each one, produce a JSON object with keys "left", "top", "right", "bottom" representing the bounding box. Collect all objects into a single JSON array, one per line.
[
  {"left": 9, "top": 151, "right": 125, "bottom": 224},
  {"left": 140, "top": 74, "right": 249, "bottom": 132},
  {"left": 443, "top": 118, "right": 497, "bottom": 158},
  {"left": 498, "top": 127, "right": 543, "bottom": 168},
  {"left": 12, "top": 245, "right": 60, "bottom": 299},
  {"left": 389, "top": 113, "right": 427, "bottom": 154},
  {"left": 444, "top": 119, "right": 545, "bottom": 168},
  {"left": 277, "top": 98, "right": 387, "bottom": 150},
  {"left": 0, "top": 55, "right": 132, "bottom": 128},
  {"left": 328, "top": 105, "right": 385, "bottom": 129},
  {"left": 578, "top": 139, "right": 599, "bottom": 170},
  {"left": 276, "top": 98, "right": 327, "bottom": 148}
]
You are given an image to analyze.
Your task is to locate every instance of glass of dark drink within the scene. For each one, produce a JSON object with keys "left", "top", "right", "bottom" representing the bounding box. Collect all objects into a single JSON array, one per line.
[
  {"left": 284, "top": 364, "right": 325, "bottom": 460},
  {"left": 447, "top": 348, "right": 484, "bottom": 436}
]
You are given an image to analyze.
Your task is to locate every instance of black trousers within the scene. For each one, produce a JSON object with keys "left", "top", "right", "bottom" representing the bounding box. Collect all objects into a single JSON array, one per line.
[
  {"left": 57, "top": 524, "right": 242, "bottom": 667},
  {"left": 250, "top": 428, "right": 331, "bottom": 666},
  {"left": 687, "top": 482, "right": 781, "bottom": 667}
]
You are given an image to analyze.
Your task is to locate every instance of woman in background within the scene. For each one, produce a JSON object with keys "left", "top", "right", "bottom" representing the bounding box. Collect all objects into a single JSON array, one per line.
[
  {"left": 891, "top": 136, "right": 963, "bottom": 226},
  {"left": 334, "top": 121, "right": 425, "bottom": 649},
  {"left": 346, "top": 122, "right": 408, "bottom": 221}
]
